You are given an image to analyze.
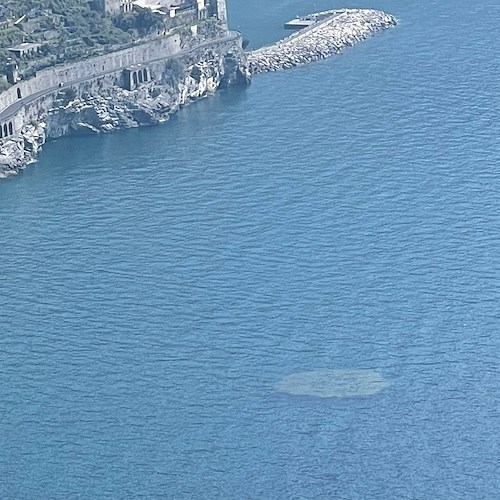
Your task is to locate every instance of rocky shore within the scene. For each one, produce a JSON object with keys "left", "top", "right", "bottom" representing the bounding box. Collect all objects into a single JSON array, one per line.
[
  {"left": 0, "top": 8, "right": 397, "bottom": 178},
  {"left": 0, "top": 47, "right": 249, "bottom": 178},
  {"left": 248, "top": 9, "right": 396, "bottom": 74}
]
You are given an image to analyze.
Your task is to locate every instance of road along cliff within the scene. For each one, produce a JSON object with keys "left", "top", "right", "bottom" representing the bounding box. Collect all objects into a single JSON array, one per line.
[
  {"left": 0, "top": 8, "right": 397, "bottom": 178},
  {"left": 248, "top": 9, "right": 396, "bottom": 74},
  {"left": 0, "top": 35, "right": 249, "bottom": 178}
]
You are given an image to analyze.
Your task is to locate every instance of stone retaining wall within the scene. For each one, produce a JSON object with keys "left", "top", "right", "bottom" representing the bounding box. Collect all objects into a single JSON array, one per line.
[
  {"left": 0, "top": 36, "right": 250, "bottom": 178},
  {"left": 0, "top": 6, "right": 397, "bottom": 178},
  {"left": 0, "top": 35, "right": 185, "bottom": 119}
]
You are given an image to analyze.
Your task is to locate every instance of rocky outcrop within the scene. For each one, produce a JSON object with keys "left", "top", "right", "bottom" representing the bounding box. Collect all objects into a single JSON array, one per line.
[
  {"left": 248, "top": 9, "right": 396, "bottom": 74},
  {"left": 45, "top": 49, "right": 249, "bottom": 137},
  {"left": 0, "top": 8, "right": 397, "bottom": 178},
  {"left": 0, "top": 44, "right": 249, "bottom": 178},
  {"left": 0, "top": 124, "right": 46, "bottom": 179}
]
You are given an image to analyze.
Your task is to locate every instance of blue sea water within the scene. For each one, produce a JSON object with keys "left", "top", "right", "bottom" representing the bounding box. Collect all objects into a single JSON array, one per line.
[{"left": 1, "top": 0, "right": 499, "bottom": 498}]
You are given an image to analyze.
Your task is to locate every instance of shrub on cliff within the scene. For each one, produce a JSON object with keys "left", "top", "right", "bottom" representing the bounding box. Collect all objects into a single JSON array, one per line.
[
  {"left": 2, "top": 1, "right": 133, "bottom": 53},
  {"left": 0, "top": 0, "right": 218, "bottom": 82},
  {"left": 163, "top": 59, "right": 185, "bottom": 86},
  {"left": 113, "top": 7, "right": 165, "bottom": 37}
]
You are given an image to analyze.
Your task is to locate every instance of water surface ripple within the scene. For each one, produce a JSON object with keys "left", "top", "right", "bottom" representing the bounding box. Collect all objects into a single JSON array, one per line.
[{"left": 1, "top": 0, "right": 499, "bottom": 498}]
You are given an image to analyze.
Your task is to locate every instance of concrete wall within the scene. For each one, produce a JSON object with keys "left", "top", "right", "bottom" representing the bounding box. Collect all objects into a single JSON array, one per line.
[
  {"left": 0, "top": 30, "right": 241, "bottom": 140},
  {"left": 99, "top": 0, "right": 121, "bottom": 14},
  {"left": 8, "top": 34, "right": 242, "bottom": 138},
  {"left": 0, "top": 0, "right": 231, "bottom": 137},
  {"left": 215, "top": 0, "right": 228, "bottom": 27},
  {"left": 0, "top": 34, "right": 183, "bottom": 118}
]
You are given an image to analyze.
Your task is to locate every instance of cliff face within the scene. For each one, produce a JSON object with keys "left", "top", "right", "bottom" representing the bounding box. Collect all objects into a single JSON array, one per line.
[
  {"left": 45, "top": 48, "right": 249, "bottom": 137},
  {"left": 0, "top": 41, "right": 249, "bottom": 178},
  {"left": 0, "top": 6, "right": 397, "bottom": 179}
]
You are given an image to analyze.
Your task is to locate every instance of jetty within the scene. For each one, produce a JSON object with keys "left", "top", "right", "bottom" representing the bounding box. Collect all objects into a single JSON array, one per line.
[
  {"left": 284, "top": 11, "right": 342, "bottom": 30},
  {"left": 249, "top": 9, "right": 396, "bottom": 74},
  {"left": 284, "top": 18, "right": 315, "bottom": 30}
]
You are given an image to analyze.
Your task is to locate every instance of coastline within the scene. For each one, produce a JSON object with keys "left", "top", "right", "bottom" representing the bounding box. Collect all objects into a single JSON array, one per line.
[
  {"left": 0, "top": 33, "right": 250, "bottom": 178},
  {"left": 0, "top": 8, "right": 396, "bottom": 179}
]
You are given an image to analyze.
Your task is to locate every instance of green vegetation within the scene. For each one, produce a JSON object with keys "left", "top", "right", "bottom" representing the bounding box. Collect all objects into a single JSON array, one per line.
[{"left": 0, "top": 0, "right": 168, "bottom": 77}]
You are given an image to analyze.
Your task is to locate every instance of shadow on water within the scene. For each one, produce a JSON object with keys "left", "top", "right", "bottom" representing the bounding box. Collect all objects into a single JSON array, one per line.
[
  {"left": 171, "top": 83, "right": 250, "bottom": 126},
  {"left": 0, "top": 82, "right": 251, "bottom": 186}
]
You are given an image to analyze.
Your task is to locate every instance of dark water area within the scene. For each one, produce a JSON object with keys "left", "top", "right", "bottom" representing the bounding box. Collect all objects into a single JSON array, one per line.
[{"left": 1, "top": 1, "right": 499, "bottom": 498}]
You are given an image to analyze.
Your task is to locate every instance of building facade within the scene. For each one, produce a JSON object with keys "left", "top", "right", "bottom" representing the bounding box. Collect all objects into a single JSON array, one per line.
[
  {"left": 98, "top": 0, "right": 134, "bottom": 15},
  {"left": 97, "top": 0, "right": 226, "bottom": 24}
]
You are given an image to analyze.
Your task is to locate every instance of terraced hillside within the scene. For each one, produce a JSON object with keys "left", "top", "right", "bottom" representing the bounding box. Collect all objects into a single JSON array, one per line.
[{"left": 0, "top": 0, "right": 178, "bottom": 82}]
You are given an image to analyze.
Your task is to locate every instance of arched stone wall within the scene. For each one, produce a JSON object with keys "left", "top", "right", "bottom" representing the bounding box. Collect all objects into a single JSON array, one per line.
[
  {"left": 0, "top": 33, "right": 182, "bottom": 116},
  {"left": 0, "top": 121, "right": 14, "bottom": 139},
  {"left": 124, "top": 66, "right": 150, "bottom": 90}
]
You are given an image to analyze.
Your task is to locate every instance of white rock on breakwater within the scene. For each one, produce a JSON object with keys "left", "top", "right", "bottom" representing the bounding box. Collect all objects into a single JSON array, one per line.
[{"left": 248, "top": 9, "right": 397, "bottom": 74}]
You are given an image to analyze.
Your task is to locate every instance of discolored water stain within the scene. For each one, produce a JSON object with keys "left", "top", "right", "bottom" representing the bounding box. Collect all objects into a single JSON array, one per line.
[{"left": 276, "top": 369, "right": 391, "bottom": 398}]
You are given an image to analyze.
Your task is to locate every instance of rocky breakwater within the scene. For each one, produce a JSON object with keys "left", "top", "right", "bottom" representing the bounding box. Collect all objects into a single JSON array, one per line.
[{"left": 248, "top": 9, "right": 396, "bottom": 74}]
